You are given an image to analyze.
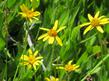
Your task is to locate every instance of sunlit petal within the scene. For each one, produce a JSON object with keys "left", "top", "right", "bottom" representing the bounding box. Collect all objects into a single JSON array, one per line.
[
  {"left": 83, "top": 25, "right": 92, "bottom": 35},
  {"left": 48, "top": 37, "right": 54, "bottom": 44},
  {"left": 38, "top": 33, "right": 48, "bottom": 40},
  {"left": 80, "top": 22, "right": 90, "bottom": 28},
  {"left": 57, "top": 26, "right": 66, "bottom": 33},
  {"left": 94, "top": 11, "right": 100, "bottom": 18},
  {"left": 56, "top": 36, "right": 63, "bottom": 46},
  {"left": 53, "top": 20, "right": 58, "bottom": 30},
  {"left": 40, "top": 27, "right": 49, "bottom": 31},
  {"left": 43, "top": 35, "right": 49, "bottom": 41},
  {"left": 96, "top": 26, "right": 104, "bottom": 33},
  {"left": 88, "top": 14, "right": 93, "bottom": 21}
]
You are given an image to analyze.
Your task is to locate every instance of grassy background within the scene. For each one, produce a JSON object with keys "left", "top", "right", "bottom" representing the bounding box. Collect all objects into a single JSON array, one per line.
[{"left": 0, "top": 0, "right": 109, "bottom": 81}]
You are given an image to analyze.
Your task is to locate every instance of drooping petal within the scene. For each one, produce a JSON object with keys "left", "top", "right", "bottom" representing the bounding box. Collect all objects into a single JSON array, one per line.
[
  {"left": 88, "top": 14, "right": 93, "bottom": 21},
  {"left": 48, "top": 37, "right": 54, "bottom": 44},
  {"left": 80, "top": 22, "right": 90, "bottom": 28},
  {"left": 83, "top": 25, "right": 92, "bottom": 35},
  {"left": 43, "top": 35, "right": 49, "bottom": 41},
  {"left": 40, "top": 27, "right": 49, "bottom": 31},
  {"left": 53, "top": 20, "right": 58, "bottom": 30},
  {"left": 94, "top": 11, "right": 100, "bottom": 18},
  {"left": 57, "top": 26, "right": 66, "bottom": 33},
  {"left": 96, "top": 26, "right": 104, "bottom": 33},
  {"left": 56, "top": 36, "right": 63, "bottom": 46},
  {"left": 38, "top": 33, "right": 48, "bottom": 40}
]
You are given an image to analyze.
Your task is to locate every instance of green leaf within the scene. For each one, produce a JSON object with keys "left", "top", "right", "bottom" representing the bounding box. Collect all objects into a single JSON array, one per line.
[
  {"left": 92, "top": 45, "right": 101, "bottom": 55},
  {"left": 59, "top": 10, "right": 69, "bottom": 26},
  {"left": 7, "top": 0, "right": 16, "bottom": 8},
  {"left": 0, "top": 38, "right": 5, "bottom": 51},
  {"left": 77, "top": 52, "right": 88, "bottom": 65}
]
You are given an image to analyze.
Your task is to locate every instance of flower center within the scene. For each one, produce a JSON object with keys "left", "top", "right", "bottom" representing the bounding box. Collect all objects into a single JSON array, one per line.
[
  {"left": 26, "top": 11, "right": 35, "bottom": 18},
  {"left": 91, "top": 18, "right": 100, "bottom": 27},
  {"left": 28, "top": 56, "right": 36, "bottom": 65},
  {"left": 48, "top": 29, "right": 57, "bottom": 37},
  {"left": 65, "top": 65, "right": 74, "bottom": 72}
]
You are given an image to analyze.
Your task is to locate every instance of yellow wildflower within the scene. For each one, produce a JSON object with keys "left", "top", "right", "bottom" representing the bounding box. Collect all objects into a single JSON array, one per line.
[
  {"left": 20, "top": 49, "right": 43, "bottom": 70},
  {"left": 80, "top": 11, "right": 109, "bottom": 34},
  {"left": 38, "top": 20, "right": 66, "bottom": 46},
  {"left": 45, "top": 76, "right": 59, "bottom": 81},
  {"left": 57, "top": 60, "right": 79, "bottom": 72},
  {"left": 19, "top": 4, "right": 40, "bottom": 22}
]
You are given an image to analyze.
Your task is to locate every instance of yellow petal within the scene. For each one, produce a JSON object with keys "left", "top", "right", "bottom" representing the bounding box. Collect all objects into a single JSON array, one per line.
[
  {"left": 20, "top": 4, "right": 28, "bottom": 12},
  {"left": 56, "top": 36, "right": 63, "bottom": 46},
  {"left": 68, "top": 60, "right": 73, "bottom": 65},
  {"left": 35, "top": 56, "right": 43, "bottom": 60},
  {"left": 34, "top": 50, "right": 38, "bottom": 56},
  {"left": 94, "top": 11, "right": 100, "bottom": 18},
  {"left": 80, "top": 22, "right": 90, "bottom": 28},
  {"left": 88, "top": 14, "right": 93, "bottom": 21},
  {"left": 33, "top": 64, "right": 37, "bottom": 70},
  {"left": 83, "top": 25, "right": 92, "bottom": 35},
  {"left": 48, "top": 37, "right": 54, "bottom": 44},
  {"left": 34, "top": 11, "right": 40, "bottom": 16},
  {"left": 96, "top": 26, "right": 104, "bottom": 33},
  {"left": 40, "top": 27, "right": 49, "bottom": 31},
  {"left": 51, "top": 76, "right": 56, "bottom": 81},
  {"left": 57, "top": 26, "right": 66, "bottom": 33},
  {"left": 43, "top": 35, "right": 49, "bottom": 41},
  {"left": 45, "top": 78, "right": 50, "bottom": 81},
  {"left": 28, "top": 49, "right": 33, "bottom": 55},
  {"left": 53, "top": 20, "right": 58, "bottom": 30},
  {"left": 38, "top": 33, "right": 48, "bottom": 40},
  {"left": 20, "top": 55, "right": 28, "bottom": 60},
  {"left": 99, "top": 16, "right": 106, "bottom": 19},
  {"left": 56, "top": 66, "right": 64, "bottom": 70}
]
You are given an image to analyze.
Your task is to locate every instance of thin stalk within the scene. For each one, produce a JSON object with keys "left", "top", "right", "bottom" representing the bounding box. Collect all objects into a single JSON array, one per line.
[{"left": 81, "top": 54, "right": 109, "bottom": 81}]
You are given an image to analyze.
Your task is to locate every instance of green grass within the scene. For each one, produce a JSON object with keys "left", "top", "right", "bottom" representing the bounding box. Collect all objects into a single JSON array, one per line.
[{"left": 0, "top": 0, "right": 109, "bottom": 81}]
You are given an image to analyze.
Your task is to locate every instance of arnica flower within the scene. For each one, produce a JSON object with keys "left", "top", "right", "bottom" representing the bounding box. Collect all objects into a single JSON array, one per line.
[
  {"left": 20, "top": 49, "right": 43, "bottom": 70},
  {"left": 38, "top": 20, "right": 66, "bottom": 46},
  {"left": 45, "top": 76, "right": 59, "bottom": 81},
  {"left": 56, "top": 60, "right": 79, "bottom": 72},
  {"left": 80, "top": 11, "right": 109, "bottom": 34},
  {"left": 19, "top": 4, "right": 40, "bottom": 22}
]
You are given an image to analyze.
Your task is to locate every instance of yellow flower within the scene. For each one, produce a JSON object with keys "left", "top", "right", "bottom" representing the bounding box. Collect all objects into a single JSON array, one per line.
[
  {"left": 57, "top": 60, "right": 79, "bottom": 72},
  {"left": 45, "top": 76, "right": 59, "bottom": 81},
  {"left": 80, "top": 11, "right": 109, "bottom": 34},
  {"left": 38, "top": 20, "right": 66, "bottom": 46},
  {"left": 20, "top": 49, "right": 43, "bottom": 70},
  {"left": 19, "top": 4, "right": 40, "bottom": 22}
]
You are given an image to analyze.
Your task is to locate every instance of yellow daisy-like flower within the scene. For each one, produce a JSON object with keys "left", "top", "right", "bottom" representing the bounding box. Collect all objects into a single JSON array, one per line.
[
  {"left": 19, "top": 4, "right": 40, "bottom": 22},
  {"left": 57, "top": 60, "right": 79, "bottom": 72},
  {"left": 45, "top": 76, "right": 59, "bottom": 81},
  {"left": 20, "top": 49, "right": 43, "bottom": 70},
  {"left": 80, "top": 11, "right": 109, "bottom": 34},
  {"left": 38, "top": 20, "right": 66, "bottom": 46}
]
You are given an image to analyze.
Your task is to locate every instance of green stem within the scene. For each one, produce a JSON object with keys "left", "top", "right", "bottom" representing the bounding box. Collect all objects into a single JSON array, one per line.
[
  {"left": 13, "top": 64, "right": 19, "bottom": 81},
  {"left": 81, "top": 54, "right": 109, "bottom": 81}
]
